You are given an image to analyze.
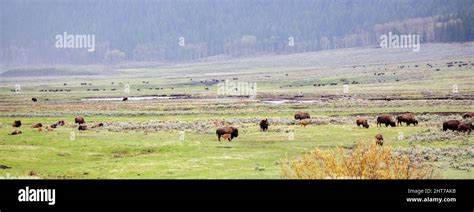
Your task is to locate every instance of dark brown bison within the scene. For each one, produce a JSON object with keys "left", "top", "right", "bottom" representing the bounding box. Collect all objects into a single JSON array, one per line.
[
  {"left": 11, "top": 130, "right": 22, "bottom": 135},
  {"left": 396, "top": 113, "right": 418, "bottom": 126},
  {"left": 462, "top": 112, "right": 473, "bottom": 119},
  {"left": 12, "top": 120, "right": 21, "bottom": 128},
  {"left": 375, "top": 133, "right": 384, "bottom": 146},
  {"left": 49, "top": 123, "right": 58, "bottom": 129},
  {"left": 294, "top": 112, "right": 310, "bottom": 120},
  {"left": 78, "top": 124, "right": 88, "bottom": 131},
  {"left": 122, "top": 97, "right": 128, "bottom": 101},
  {"left": 57, "top": 120, "right": 65, "bottom": 126},
  {"left": 75, "top": 116, "right": 86, "bottom": 124},
  {"left": 216, "top": 127, "right": 238, "bottom": 141},
  {"left": 259, "top": 119, "right": 269, "bottom": 131},
  {"left": 458, "top": 122, "right": 472, "bottom": 134},
  {"left": 443, "top": 120, "right": 461, "bottom": 132},
  {"left": 31, "top": 123, "right": 43, "bottom": 128},
  {"left": 356, "top": 117, "right": 369, "bottom": 128},
  {"left": 32, "top": 98, "right": 37, "bottom": 102},
  {"left": 376, "top": 115, "right": 396, "bottom": 127}
]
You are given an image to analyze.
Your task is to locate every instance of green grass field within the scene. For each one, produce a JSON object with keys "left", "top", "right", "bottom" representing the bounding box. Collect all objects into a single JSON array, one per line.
[{"left": 1, "top": 43, "right": 473, "bottom": 179}]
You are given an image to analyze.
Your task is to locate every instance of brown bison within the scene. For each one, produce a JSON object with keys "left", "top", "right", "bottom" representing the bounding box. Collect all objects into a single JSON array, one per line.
[
  {"left": 12, "top": 120, "right": 21, "bottom": 127},
  {"left": 356, "top": 117, "right": 369, "bottom": 128},
  {"left": 294, "top": 112, "right": 310, "bottom": 120},
  {"left": 462, "top": 112, "right": 473, "bottom": 119},
  {"left": 75, "top": 116, "right": 86, "bottom": 124},
  {"left": 32, "top": 97, "right": 37, "bottom": 102},
  {"left": 11, "top": 130, "right": 22, "bottom": 135},
  {"left": 299, "top": 119, "right": 310, "bottom": 127},
  {"left": 31, "top": 123, "right": 43, "bottom": 128},
  {"left": 49, "top": 123, "right": 58, "bottom": 129},
  {"left": 376, "top": 115, "right": 396, "bottom": 127},
  {"left": 78, "top": 124, "right": 88, "bottom": 131},
  {"left": 443, "top": 120, "right": 461, "bottom": 132},
  {"left": 458, "top": 122, "right": 472, "bottom": 134},
  {"left": 396, "top": 113, "right": 418, "bottom": 126},
  {"left": 216, "top": 127, "right": 238, "bottom": 142},
  {"left": 259, "top": 119, "right": 269, "bottom": 131},
  {"left": 375, "top": 133, "right": 384, "bottom": 146},
  {"left": 122, "top": 97, "right": 128, "bottom": 101},
  {"left": 57, "top": 120, "right": 65, "bottom": 126}
]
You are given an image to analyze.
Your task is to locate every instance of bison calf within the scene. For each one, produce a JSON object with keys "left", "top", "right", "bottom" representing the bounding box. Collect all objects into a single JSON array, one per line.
[{"left": 375, "top": 133, "right": 384, "bottom": 146}]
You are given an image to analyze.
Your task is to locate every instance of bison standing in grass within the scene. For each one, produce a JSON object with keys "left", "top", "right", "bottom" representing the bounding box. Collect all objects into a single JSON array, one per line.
[
  {"left": 294, "top": 112, "right": 310, "bottom": 120},
  {"left": 396, "top": 113, "right": 418, "bottom": 126},
  {"left": 356, "top": 117, "right": 369, "bottom": 128},
  {"left": 12, "top": 120, "right": 21, "bottom": 128},
  {"left": 443, "top": 120, "right": 461, "bottom": 132},
  {"left": 376, "top": 115, "right": 396, "bottom": 127},
  {"left": 216, "top": 127, "right": 238, "bottom": 142},
  {"left": 458, "top": 122, "right": 472, "bottom": 134},
  {"left": 259, "top": 119, "right": 269, "bottom": 131},
  {"left": 75, "top": 116, "right": 86, "bottom": 125},
  {"left": 375, "top": 133, "right": 384, "bottom": 146},
  {"left": 31, "top": 123, "right": 43, "bottom": 128},
  {"left": 462, "top": 112, "right": 473, "bottom": 119}
]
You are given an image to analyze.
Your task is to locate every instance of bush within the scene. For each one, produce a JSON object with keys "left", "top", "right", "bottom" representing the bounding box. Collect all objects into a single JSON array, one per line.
[{"left": 281, "top": 141, "right": 438, "bottom": 179}]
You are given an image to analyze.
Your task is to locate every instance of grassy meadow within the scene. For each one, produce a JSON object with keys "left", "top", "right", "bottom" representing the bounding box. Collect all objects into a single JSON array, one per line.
[{"left": 0, "top": 43, "right": 473, "bottom": 179}]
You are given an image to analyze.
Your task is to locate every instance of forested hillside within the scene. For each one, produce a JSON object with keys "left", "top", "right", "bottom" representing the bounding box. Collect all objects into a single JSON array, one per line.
[{"left": 1, "top": 0, "right": 473, "bottom": 65}]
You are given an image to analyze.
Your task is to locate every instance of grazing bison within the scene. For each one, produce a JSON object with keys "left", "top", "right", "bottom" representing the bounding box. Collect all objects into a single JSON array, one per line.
[
  {"left": 216, "top": 127, "right": 238, "bottom": 142},
  {"left": 57, "top": 120, "right": 65, "bottom": 126},
  {"left": 49, "top": 123, "right": 58, "bottom": 129},
  {"left": 32, "top": 98, "right": 37, "bottom": 102},
  {"left": 356, "top": 117, "right": 369, "bottom": 128},
  {"left": 294, "top": 112, "right": 310, "bottom": 120},
  {"left": 462, "top": 112, "right": 473, "bottom": 119},
  {"left": 458, "top": 122, "right": 472, "bottom": 134},
  {"left": 375, "top": 133, "right": 384, "bottom": 146},
  {"left": 12, "top": 120, "right": 21, "bottom": 128},
  {"left": 376, "top": 115, "right": 396, "bottom": 127},
  {"left": 299, "top": 119, "right": 310, "bottom": 127},
  {"left": 396, "top": 113, "right": 418, "bottom": 126},
  {"left": 259, "top": 119, "right": 269, "bottom": 131},
  {"left": 443, "top": 120, "right": 461, "bottom": 132},
  {"left": 11, "top": 130, "right": 22, "bottom": 135},
  {"left": 75, "top": 116, "right": 86, "bottom": 124},
  {"left": 31, "top": 123, "right": 43, "bottom": 128},
  {"left": 78, "top": 124, "right": 88, "bottom": 131}
]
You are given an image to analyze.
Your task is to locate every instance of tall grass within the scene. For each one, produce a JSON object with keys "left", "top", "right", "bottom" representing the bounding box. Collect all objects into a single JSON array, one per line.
[{"left": 281, "top": 141, "right": 438, "bottom": 179}]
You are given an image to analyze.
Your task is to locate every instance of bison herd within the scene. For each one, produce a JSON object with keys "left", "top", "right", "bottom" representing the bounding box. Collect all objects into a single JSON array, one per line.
[
  {"left": 8, "top": 116, "right": 106, "bottom": 135},
  {"left": 7, "top": 112, "right": 473, "bottom": 146}
]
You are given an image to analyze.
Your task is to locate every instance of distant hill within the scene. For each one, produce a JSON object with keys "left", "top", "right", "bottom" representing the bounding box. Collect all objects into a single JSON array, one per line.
[{"left": 1, "top": 0, "right": 473, "bottom": 65}]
